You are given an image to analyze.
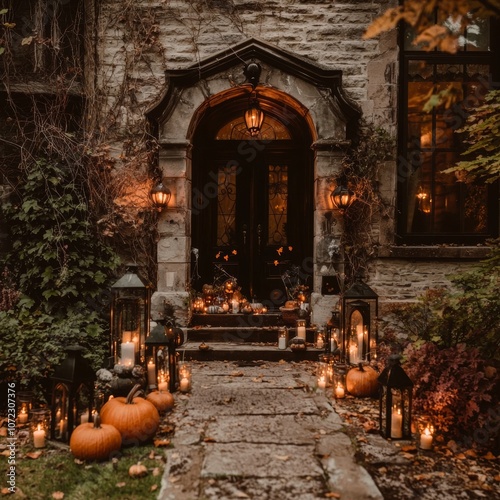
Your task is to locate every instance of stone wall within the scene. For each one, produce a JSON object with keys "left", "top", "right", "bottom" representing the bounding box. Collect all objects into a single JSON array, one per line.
[{"left": 92, "top": 0, "right": 487, "bottom": 324}]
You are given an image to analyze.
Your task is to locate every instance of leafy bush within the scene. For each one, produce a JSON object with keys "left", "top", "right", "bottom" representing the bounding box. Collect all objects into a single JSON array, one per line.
[
  {"left": 382, "top": 242, "right": 500, "bottom": 361},
  {"left": 0, "top": 158, "right": 119, "bottom": 400},
  {"left": 403, "top": 342, "right": 498, "bottom": 446}
]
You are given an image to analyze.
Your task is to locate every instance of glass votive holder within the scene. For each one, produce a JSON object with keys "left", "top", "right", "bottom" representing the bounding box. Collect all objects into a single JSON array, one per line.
[
  {"left": 278, "top": 328, "right": 288, "bottom": 350},
  {"left": 31, "top": 408, "right": 51, "bottom": 448},
  {"left": 178, "top": 362, "right": 192, "bottom": 393},
  {"left": 333, "top": 362, "right": 348, "bottom": 399},
  {"left": 319, "top": 354, "right": 334, "bottom": 386},
  {"left": 416, "top": 416, "right": 434, "bottom": 450},
  {"left": 17, "top": 391, "right": 34, "bottom": 423},
  {"left": 316, "top": 362, "right": 329, "bottom": 391}
]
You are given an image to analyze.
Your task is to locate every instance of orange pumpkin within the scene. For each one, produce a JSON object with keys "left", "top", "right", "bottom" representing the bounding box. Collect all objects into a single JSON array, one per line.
[
  {"left": 69, "top": 414, "right": 122, "bottom": 461},
  {"left": 100, "top": 384, "right": 160, "bottom": 445},
  {"left": 146, "top": 390, "right": 175, "bottom": 413},
  {"left": 346, "top": 363, "right": 379, "bottom": 397}
]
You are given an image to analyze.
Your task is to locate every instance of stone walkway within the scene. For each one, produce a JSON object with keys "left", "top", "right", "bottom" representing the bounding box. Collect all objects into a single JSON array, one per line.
[{"left": 158, "top": 360, "right": 384, "bottom": 500}]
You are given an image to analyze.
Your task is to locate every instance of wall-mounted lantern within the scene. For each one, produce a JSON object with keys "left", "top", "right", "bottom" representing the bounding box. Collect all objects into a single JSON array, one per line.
[
  {"left": 330, "top": 184, "right": 355, "bottom": 212},
  {"left": 378, "top": 354, "right": 413, "bottom": 440},
  {"left": 342, "top": 275, "right": 378, "bottom": 364},
  {"left": 110, "top": 264, "right": 151, "bottom": 368},
  {"left": 243, "top": 61, "right": 265, "bottom": 137},
  {"left": 50, "top": 346, "right": 95, "bottom": 442},
  {"left": 150, "top": 182, "right": 171, "bottom": 211}
]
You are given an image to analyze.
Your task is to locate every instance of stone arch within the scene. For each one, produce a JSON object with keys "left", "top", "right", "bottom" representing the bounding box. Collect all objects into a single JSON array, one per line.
[{"left": 146, "top": 38, "right": 360, "bottom": 325}]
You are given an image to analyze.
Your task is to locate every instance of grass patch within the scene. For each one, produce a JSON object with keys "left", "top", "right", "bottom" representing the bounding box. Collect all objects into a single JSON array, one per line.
[{"left": 1, "top": 430, "right": 167, "bottom": 499}]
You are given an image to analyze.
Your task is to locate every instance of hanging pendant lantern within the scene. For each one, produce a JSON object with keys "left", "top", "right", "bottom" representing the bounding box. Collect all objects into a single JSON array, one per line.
[{"left": 244, "top": 98, "right": 265, "bottom": 137}]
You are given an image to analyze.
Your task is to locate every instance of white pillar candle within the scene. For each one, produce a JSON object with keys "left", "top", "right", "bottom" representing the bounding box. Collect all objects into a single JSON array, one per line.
[
  {"left": 147, "top": 359, "right": 157, "bottom": 388},
  {"left": 179, "top": 377, "right": 190, "bottom": 392},
  {"left": 317, "top": 376, "right": 326, "bottom": 390},
  {"left": 278, "top": 336, "right": 287, "bottom": 350},
  {"left": 158, "top": 381, "right": 169, "bottom": 391},
  {"left": 18, "top": 410, "right": 28, "bottom": 424},
  {"left": 316, "top": 335, "right": 324, "bottom": 349},
  {"left": 120, "top": 342, "right": 135, "bottom": 366},
  {"left": 420, "top": 427, "right": 433, "bottom": 449},
  {"left": 33, "top": 425, "right": 46, "bottom": 448},
  {"left": 335, "top": 383, "right": 345, "bottom": 399},
  {"left": 59, "top": 418, "right": 67, "bottom": 437},
  {"left": 356, "top": 324, "right": 364, "bottom": 360},
  {"left": 391, "top": 409, "right": 403, "bottom": 438},
  {"left": 80, "top": 412, "right": 89, "bottom": 424},
  {"left": 231, "top": 299, "right": 239, "bottom": 314},
  {"left": 297, "top": 324, "right": 306, "bottom": 341}
]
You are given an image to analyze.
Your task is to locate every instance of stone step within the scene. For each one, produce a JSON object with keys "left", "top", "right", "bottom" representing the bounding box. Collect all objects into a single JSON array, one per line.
[
  {"left": 187, "top": 326, "right": 317, "bottom": 343},
  {"left": 177, "top": 341, "right": 325, "bottom": 362}
]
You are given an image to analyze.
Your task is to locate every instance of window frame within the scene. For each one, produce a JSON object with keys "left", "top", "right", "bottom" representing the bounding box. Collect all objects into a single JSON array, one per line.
[{"left": 397, "top": 17, "right": 500, "bottom": 245}]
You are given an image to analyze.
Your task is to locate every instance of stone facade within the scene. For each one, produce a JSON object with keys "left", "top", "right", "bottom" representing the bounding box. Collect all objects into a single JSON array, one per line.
[{"left": 89, "top": 0, "right": 489, "bottom": 325}]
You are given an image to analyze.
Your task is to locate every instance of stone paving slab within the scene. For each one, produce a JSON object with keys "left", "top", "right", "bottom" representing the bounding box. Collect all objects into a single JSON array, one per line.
[
  {"left": 205, "top": 414, "right": 343, "bottom": 444},
  {"left": 201, "top": 442, "right": 323, "bottom": 478},
  {"left": 185, "top": 386, "right": 320, "bottom": 418}
]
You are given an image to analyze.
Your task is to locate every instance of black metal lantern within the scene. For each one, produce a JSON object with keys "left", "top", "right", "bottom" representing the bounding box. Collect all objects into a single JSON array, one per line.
[
  {"left": 244, "top": 98, "right": 265, "bottom": 137},
  {"left": 330, "top": 184, "right": 354, "bottom": 212},
  {"left": 50, "top": 346, "right": 95, "bottom": 442},
  {"left": 146, "top": 318, "right": 184, "bottom": 393},
  {"left": 378, "top": 355, "right": 413, "bottom": 440},
  {"left": 150, "top": 182, "right": 171, "bottom": 211},
  {"left": 110, "top": 264, "right": 151, "bottom": 368},
  {"left": 325, "top": 310, "right": 341, "bottom": 357},
  {"left": 342, "top": 276, "right": 378, "bottom": 364}
]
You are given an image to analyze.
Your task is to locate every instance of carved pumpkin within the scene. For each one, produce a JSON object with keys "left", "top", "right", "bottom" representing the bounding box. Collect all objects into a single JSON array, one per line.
[
  {"left": 146, "top": 390, "right": 175, "bottom": 413},
  {"left": 346, "top": 363, "right": 379, "bottom": 397},
  {"left": 100, "top": 384, "right": 160, "bottom": 444},
  {"left": 69, "top": 414, "right": 122, "bottom": 461}
]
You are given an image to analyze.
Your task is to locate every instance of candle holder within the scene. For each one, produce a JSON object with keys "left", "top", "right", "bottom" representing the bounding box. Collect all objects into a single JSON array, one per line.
[
  {"left": 296, "top": 319, "right": 307, "bottom": 341},
  {"left": 278, "top": 328, "right": 288, "bottom": 350},
  {"left": 333, "top": 362, "right": 348, "bottom": 399},
  {"left": 31, "top": 408, "right": 51, "bottom": 449},
  {"left": 178, "top": 362, "right": 192, "bottom": 393},
  {"left": 318, "top": 354, "right": 334, "bottom": 387},
  {"left": 17, "top": 391, "right": 34, "bottom": 423},
  {"left": 316, "top": 362, "right": 329, "bottom": 391},
  {"left": 316, "top": 330, "right": 325, "bottom": 350},
  {"left": 158, "top": 370, "right": 170, "bottom": 392},
  {"left": 417, "top": 416, "right": 434, "bottom": 450}
]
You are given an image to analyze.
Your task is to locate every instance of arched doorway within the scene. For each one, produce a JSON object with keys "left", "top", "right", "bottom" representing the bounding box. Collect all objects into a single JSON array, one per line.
[{"left": 191, "top": 87, "right": 314, "bottom": 309}]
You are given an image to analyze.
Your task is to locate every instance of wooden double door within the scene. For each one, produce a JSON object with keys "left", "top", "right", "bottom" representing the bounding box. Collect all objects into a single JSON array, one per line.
[{"left": 192, "top": 142, "right": 313, "bottom": 308}]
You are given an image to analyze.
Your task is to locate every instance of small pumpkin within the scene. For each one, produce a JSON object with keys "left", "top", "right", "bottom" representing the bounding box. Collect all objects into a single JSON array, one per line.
[
  {"left": 100, "top": 384, "right": 160, "bottom": 445},
  {"left": 69, "top": 414, "right": 122, "bottom": 461},
  {"left": 146, "top": 390, "right": 175, "bottom": 413},
  {"left": 346, "top": 363, "right": 379, "bottom": 397},
  {"left": 289, "top": 336, "right": 306, "bottom": 351}
]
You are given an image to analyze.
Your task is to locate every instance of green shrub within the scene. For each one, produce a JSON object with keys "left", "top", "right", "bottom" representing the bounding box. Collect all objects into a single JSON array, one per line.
[{"left": 0, "top": 158, "right": 119, "bottom": 400}]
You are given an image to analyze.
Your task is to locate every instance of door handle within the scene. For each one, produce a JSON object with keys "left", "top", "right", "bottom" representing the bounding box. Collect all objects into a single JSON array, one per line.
[{"left": 257, "top": 224, "right": 262, "bottom": 253}]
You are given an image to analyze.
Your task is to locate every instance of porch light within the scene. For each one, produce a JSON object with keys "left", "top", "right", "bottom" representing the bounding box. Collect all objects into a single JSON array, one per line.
[
  {"left": 243, "top": 61, "right": 265, "bottom": 137},
  {"left": 150, "top": 182, "right": 171, "bottom": 211},
  {"left": 331, "top": 184, "right": 354, "bottom": 212},
  {"left": 244, "top": 97, "right": 265, "bottom": 137}
]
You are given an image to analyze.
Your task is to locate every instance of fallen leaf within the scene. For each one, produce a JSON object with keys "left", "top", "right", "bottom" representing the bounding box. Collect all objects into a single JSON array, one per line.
[
  {"left": 401, "top": 445, "right": 417, "bottom": 453},
  {"left": 2, "top": 488, "right": 12, "bottom": 495},
  {"left": 378, "top": 466, "right": 388, "bottom": 474},
  {"left": 150, "top": 485, "right": 158, "bottom": 492},
  {"left": 274, "top": 455, "right": 289, "bottom": 461},
  {"left": 154, "top": 439, "right": 171, "bottom": 447},
  {"left": 465, "top": 449, "right": 477, "bottom": 458},
  {"left": 483, "top": 451, "right": 496, "bottom": 460},
  {"left": 252, "top": 377, "right": 263, "bottom": 383},
  {"left": 204, "top": 437, "right": 216, "bottom": 442},
  {"left": 169, "top": 476, "right": 180, "bottom": 483},
  {"left": 0, "top": 450, "right": 11, "bottom": 457},
  {"left": 0, "top": 429, "right": 7, "bottom": 437},
  {"left": 52, "top": 492, "right": 64, "bottom": 499},
  {"left": 116, "top": 482, "right": 126, "bottom": 488},
  {"left": 493, "top": 474, "right": 500, "bottom": 482},
  {"left": 233, "top": 491, "right": 249, "bottom": 498},
  {"left": 74, "top": 458, "right": 84, "bottom": 465},
  {"left": 325, "top": 492, "right": 341, "bottom": 498},
  {"left": 149, "top": 450, "right": 156, "bottom": 459},
  {"left": 230, "top": 371, "right": 244, "bottom": 377},
  {"left": 26, "top": 451, "right": 42, "bottom": 459},
  {"left": 152, "top": 467, "right": 161, "bottom": 477},
  {"left": 456, "top": 453, "right": 466, "bottom": 460}
]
